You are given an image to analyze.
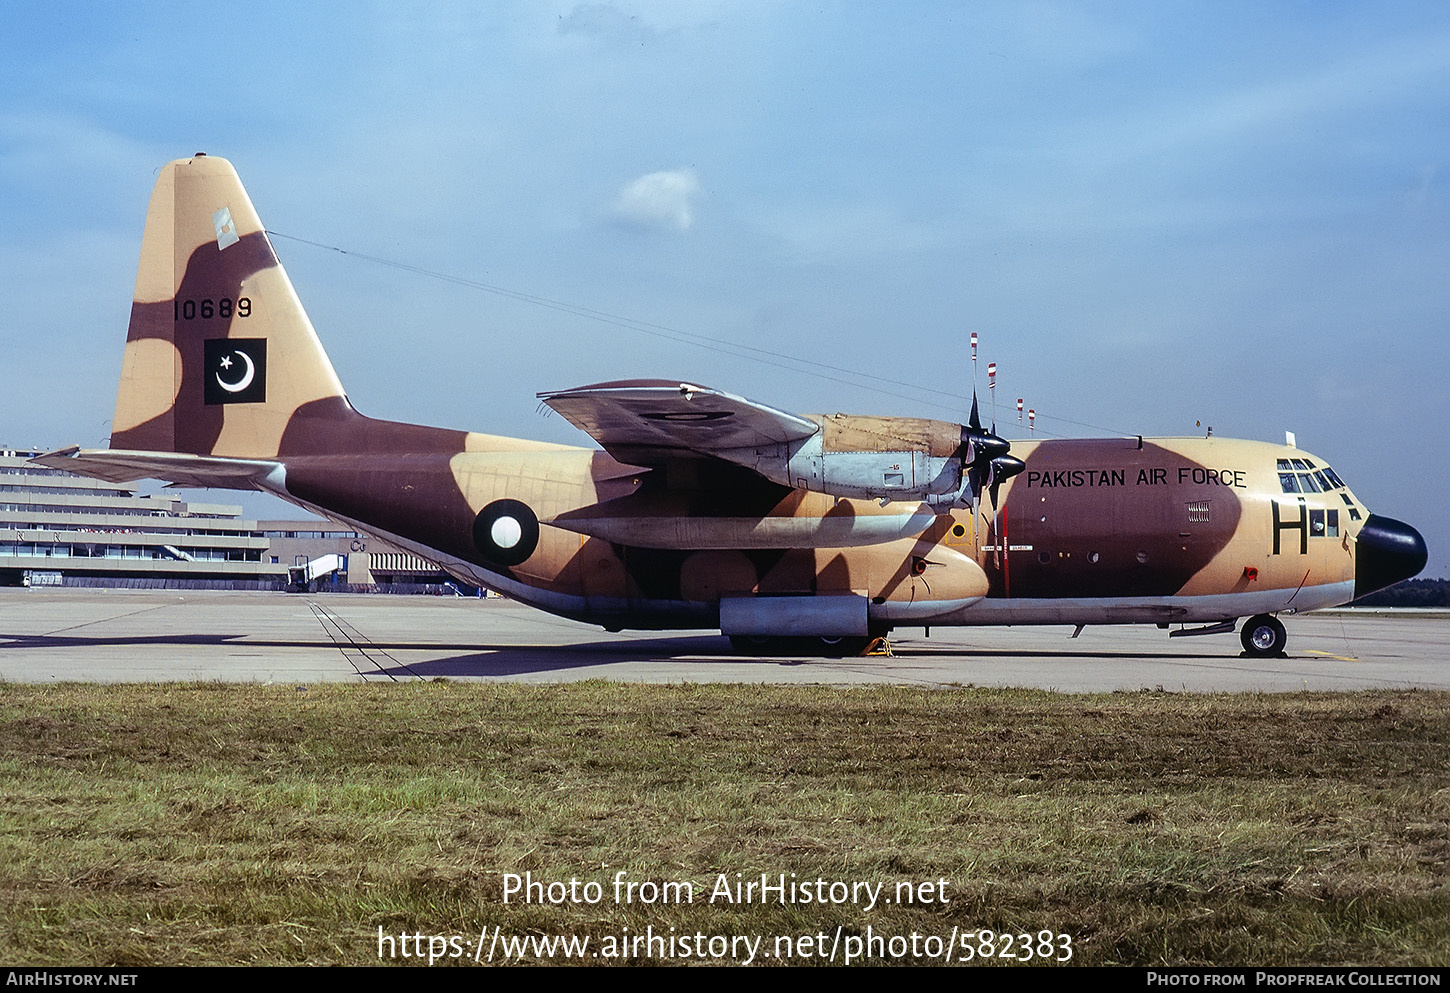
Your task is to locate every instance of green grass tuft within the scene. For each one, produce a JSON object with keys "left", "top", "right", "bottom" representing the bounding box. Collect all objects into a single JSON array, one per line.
[{"left": 1, "top": 683, "right": 1446, "bottom": 965}]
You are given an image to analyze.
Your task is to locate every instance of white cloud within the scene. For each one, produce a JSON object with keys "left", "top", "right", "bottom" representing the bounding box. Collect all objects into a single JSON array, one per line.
[
  {"left": 557, "top": 3, "right": 659, "bottom": 46},
  {"left": 611, "top": 168, "right": 699, "bottom": 232}
]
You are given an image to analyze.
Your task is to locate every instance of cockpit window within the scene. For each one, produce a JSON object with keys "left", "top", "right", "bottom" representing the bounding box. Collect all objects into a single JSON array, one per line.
[{"left": 1279, "top": 461, "right": 1347, "bottom": 495}]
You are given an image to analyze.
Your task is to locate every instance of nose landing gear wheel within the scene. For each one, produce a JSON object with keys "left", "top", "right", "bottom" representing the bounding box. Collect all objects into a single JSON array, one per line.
[{"left": 1240, "top": 614, "right": 1287, "bottom": 657}]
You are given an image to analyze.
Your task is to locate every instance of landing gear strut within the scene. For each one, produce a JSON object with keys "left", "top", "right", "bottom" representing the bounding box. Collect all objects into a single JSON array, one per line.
[{"left": 1240, "top": 614, "right": 1287, "bottom": 657}]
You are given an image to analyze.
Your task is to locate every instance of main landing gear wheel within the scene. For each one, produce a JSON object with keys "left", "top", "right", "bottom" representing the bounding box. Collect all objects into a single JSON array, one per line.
[
  {"left": 817, "top": 635, "right": 871, "bottom": 658},
  {"left": 1240, "top": 614, "right": 1287, "bottom": 658},
  {"left": 728, "top": 635, "right": 872, "bottom": 658}
]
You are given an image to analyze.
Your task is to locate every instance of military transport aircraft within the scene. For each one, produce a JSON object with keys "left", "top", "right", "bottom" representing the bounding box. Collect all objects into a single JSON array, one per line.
[{"left": 35, "top": 155, "right": 1428, "bottom": 657}]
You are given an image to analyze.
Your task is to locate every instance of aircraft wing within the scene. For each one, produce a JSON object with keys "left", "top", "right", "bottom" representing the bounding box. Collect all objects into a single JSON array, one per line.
[
  {"left": 537, "top": 380, "right": 820, "bottom": 465},
  {"left": 30, "top": 447, "right": 284, "bottom": 490},
  {"left": 539, "top": 379, "right": 980, "bottom": 503}
]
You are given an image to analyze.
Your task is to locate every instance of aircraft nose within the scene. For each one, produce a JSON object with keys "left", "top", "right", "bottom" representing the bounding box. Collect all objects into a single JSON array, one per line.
[{"left": 1354, "top": 515, "right": 1428, "bottom": 600}]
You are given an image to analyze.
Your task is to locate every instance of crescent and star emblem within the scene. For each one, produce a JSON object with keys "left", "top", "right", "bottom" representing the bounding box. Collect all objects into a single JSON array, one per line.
[
  {"left": 215, "top": 350, "right": 256, "bottom": 393},
  {"left": 202, "top": 338, "right": 266, "bottom": 405}
]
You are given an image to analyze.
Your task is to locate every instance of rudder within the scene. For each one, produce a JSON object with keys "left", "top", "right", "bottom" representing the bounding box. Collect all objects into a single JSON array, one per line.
[{"left": 110, "top": 154, "right": 350, "bottom": 458}]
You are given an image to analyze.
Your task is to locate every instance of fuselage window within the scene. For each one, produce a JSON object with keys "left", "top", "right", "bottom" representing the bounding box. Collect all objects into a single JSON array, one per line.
[{"left": 1312, "top": 508, "right": 1343, "bottom": 537}]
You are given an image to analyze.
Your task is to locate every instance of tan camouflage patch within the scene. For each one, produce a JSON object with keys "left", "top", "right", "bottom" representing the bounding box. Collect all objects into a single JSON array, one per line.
[{"left": 111, "top": 337, "right": 181, "bottom": 435}]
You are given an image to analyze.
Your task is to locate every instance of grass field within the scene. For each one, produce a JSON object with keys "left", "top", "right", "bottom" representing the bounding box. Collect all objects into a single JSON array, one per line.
[{"left": 1, "top": 682, "right": 1446, "bottom": 966}]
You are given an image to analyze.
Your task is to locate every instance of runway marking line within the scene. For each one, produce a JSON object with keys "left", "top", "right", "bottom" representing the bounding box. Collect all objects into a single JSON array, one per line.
[
  {"left": 1305, "top": 650, "right": 1359, "bottom": 662},
  {"left": 306, "top": 600, "right": 424, "bottom": 681}
]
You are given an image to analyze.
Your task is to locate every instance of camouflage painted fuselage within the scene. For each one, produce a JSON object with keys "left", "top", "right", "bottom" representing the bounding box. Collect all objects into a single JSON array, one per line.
[
  {"left": 42, "top": 156, "right": 1425, "bottom": 647},
  {"left": 256, "top": 427, "right": 1367, "bottom": 632}
]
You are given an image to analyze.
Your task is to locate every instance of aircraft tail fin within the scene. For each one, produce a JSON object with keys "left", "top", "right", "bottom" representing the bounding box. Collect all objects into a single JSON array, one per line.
[{"left": 110, "top": 154, "right": 353, "bottom": 458}]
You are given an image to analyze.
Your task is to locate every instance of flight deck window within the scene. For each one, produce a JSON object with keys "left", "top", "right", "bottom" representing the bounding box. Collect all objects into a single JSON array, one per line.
[
  {"left": 1279, "top": 463, "right": 1339, "bottom": 495},
  {"left": 1327, "top": 509, "right": 1339, "bottom": 537}
]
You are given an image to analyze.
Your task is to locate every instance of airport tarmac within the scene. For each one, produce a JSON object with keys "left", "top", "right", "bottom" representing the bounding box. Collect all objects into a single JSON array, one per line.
[{"left": 1, "top": 588, "right": 1446, "bottom": 691}]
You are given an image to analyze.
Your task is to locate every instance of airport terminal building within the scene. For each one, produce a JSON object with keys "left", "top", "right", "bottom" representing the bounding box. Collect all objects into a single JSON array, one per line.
[{"left": 0, "top": 449, "right": 450, "bottom": 590}]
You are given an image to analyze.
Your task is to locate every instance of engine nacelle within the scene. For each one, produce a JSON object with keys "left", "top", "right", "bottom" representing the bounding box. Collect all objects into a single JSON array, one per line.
[{"left": 729, "top": 413, "right": 969, "bottom": 501}]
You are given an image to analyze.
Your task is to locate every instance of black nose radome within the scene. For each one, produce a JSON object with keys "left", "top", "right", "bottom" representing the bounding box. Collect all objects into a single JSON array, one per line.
[{"left": 1355, "top": 514, "right": 1428, "bottom": 600}]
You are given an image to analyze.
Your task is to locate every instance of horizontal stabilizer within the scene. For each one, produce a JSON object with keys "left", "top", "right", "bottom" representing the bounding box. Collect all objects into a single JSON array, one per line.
[{"left": 30, "top": 447, "right": 284, "bottom": 490}]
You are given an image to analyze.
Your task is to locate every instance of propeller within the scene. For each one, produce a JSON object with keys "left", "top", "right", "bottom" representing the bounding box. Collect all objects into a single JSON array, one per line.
[
  {"left": 960, "top": 393, "right": 1019, "bottom": 503},
  {"left": 960, "top": 359, "right": 1026, "bottom": 566}
]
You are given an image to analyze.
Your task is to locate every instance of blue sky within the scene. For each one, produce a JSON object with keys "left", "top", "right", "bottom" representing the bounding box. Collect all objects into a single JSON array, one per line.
[{"left": 3, "top": 1, "right": 1447, "bottom": 576}]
